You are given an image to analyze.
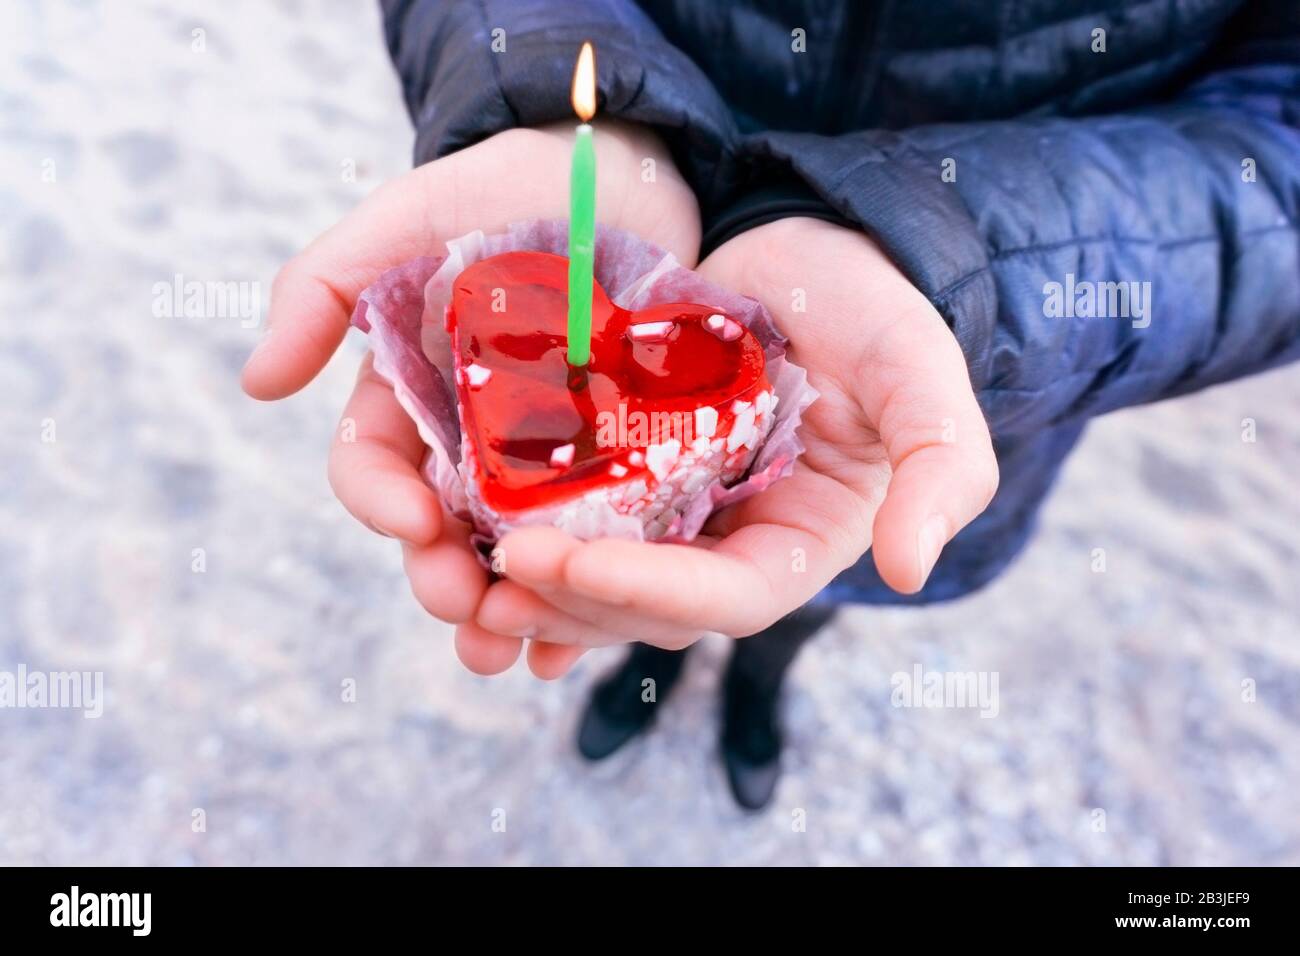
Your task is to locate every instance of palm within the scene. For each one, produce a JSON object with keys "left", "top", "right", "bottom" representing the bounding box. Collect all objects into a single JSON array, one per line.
[{"left": 702, "top": 361, "right": 892, "bottom": 579}]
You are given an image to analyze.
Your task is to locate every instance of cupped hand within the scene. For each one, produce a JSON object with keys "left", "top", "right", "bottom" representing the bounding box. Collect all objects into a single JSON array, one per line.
[
  {"left": 241, "top": 121, "right": 701, "bottom": 676},
  {"left": 462, "top": 217, "right": 999, "bottom": 677}
]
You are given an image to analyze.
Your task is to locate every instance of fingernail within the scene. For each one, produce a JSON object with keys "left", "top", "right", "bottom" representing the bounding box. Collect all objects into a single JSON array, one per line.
[
  {"left": 916, "top": 515, "right": 949, "bottom": 586},
  {"left": 370, "top": 520, "right": 398, "bottom": 540}
]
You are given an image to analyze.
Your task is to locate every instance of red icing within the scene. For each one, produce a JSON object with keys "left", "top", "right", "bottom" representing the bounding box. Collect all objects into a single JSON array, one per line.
[{"left": 448, "top": 251, "right": 769, "bottom": 513}]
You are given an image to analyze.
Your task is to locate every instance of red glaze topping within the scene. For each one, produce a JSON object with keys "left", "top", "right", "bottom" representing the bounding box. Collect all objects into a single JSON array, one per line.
[{"left": 448, "top": 251, "right": 769, "bottom": 513}]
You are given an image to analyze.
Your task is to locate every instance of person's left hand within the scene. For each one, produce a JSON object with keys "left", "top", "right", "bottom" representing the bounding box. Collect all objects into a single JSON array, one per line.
[{"left": 461, "top": 217, "right": 999, "bottom": 677}]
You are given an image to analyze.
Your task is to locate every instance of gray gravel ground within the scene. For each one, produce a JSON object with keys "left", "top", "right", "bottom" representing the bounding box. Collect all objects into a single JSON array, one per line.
[{"left": 2, "top": 1, "right": 1298, "bottom": 865}]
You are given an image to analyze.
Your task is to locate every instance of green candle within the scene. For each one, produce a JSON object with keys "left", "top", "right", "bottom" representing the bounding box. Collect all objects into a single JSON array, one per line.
[{"left": 567, "top": 42, "right": 597, "bottom": 368}]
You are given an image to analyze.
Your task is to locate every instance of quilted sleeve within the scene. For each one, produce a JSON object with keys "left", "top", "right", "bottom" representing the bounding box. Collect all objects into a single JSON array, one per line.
[{"left": 741, "top": 3, "right": 1300, "bottom": 436}]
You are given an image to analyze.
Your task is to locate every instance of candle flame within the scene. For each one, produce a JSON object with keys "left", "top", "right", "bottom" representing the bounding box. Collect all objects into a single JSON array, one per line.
[{"left": 571, "top": 42, "right": 596, "bottom": 122}]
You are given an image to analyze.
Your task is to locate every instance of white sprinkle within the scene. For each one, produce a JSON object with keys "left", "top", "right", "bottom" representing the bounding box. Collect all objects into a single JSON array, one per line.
[
  {"left": 645, "top": 439, "right": 681, "bottom": 481},
  {"left": 549, "top": 443, "right": 575, "bottom": 469},
  {"left": 681, "top": 470, "right": 711, "bottom": 495},
  {"left": 691, "top": 435, "right": 711, "bottom": 456},
  {"left": 627, "top": 320, "right": 675, "bottom": 342},
  {"left": 608, "top": 462, "right": 628, "bottom": 478},
  {"left": 464, "top": 363, "right": 493, "bottom": 389},
  {"left": 693, "top": 405, "right": 718, "bottom": 439},
  {"left": 705, "top": 313, "right": 743, "bottom": 341},
  {"left": 627, "top": 450, "right": 645, "bottom": 467},
  {"left": 727, "top": 406, "right": 756, "bottom": 452},
  {"left": 731, "top": 399, "right": 751, "bottom": 415},
  {"left": 755, "top": 390, "right": 772, "bottom": 415}
]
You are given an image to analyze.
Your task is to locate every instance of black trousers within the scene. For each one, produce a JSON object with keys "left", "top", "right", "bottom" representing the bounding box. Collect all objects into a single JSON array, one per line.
[{"left": 630, "top": 603, "right": 837, "bottom": 698}]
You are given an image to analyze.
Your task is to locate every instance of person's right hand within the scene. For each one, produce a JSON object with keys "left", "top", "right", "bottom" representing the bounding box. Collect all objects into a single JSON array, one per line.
[{"left": 241, "top": 121, "right": 702, "bottom": 676}]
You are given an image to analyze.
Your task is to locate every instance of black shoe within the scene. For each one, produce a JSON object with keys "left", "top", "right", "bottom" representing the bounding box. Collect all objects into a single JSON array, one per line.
[
  {"left": 719, "top": 604, "right": 837, "bottom": 811},
  {"left": 720, "top": 669, "right": 784, "bottom": 811},
  {"left": 576, "top": 644, "right": 689, "bottom": 761}
]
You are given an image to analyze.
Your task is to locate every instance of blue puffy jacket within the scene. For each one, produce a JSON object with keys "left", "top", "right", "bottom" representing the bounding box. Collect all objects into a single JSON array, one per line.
[{"left": 380, "top": 0, "right": 1300, "bottom": 605}]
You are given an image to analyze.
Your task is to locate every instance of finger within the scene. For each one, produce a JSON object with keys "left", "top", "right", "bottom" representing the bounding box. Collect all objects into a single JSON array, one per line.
[
  {"left": 492, "top": 528, "right": 706, "bottom": 638},
  {"left": 331, "top": 359, "right": 488, "bottom": 624},
  {"left": 328, "top": 357, "right": 442, "bottom": 545},
  {"left": 481, "top": 580, "right": 701, "bottom": 656},
  {"left": 494, "top": 491, "right": 865, "bottom": 637},
  {"left": 863, "top": 314, "right": 998, "bottom": 594},
  {"left": 476, "top": 579, "right": 619, "bottom": 648},
  {"left": 402, "top": 523, "right": 489, "bottom": 625},
  {"left": 495, "top": 528, "right": 774, "bottom": 635},
  {"left": 501, "top": 583, "right": 701, "bottom": 650},
  {"left": 469, "top": 580, "right": 594, "bottom": 677},
  {"left": 526, "top": 641, "right": 588, "bottom": 681},
  {"left": 490, "top": 529, "right": 700, "bottom": 643},
  {"left": 453, "top": 621, "right": 522, "bottom": 676}
]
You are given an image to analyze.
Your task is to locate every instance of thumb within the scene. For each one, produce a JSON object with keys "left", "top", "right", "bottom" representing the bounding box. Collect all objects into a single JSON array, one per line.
[
  {"left": 864, "top": 312, "right": 998, "bottom": 594},
  {"left": 241, "top": 173, "right": 441, "bottom": 402}
]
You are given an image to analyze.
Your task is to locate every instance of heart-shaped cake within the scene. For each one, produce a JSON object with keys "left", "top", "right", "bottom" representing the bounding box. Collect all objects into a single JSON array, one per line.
[{"left": 447, "top": 251, "right": 777, "bottom": 539}]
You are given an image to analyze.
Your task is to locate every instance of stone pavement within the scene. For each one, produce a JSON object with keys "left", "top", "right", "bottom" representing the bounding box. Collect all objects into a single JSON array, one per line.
[{"left": 1, "top": 1, "right": 1296, "bottom": 865}]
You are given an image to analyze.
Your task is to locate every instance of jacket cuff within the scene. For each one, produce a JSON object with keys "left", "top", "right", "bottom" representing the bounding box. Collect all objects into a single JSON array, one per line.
[
  {"left": 741, "top": 130, "right": 999, "bottom": 390},
  {"left": 701, "top": 179, "right": 851, "bottom": 257}
]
